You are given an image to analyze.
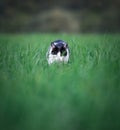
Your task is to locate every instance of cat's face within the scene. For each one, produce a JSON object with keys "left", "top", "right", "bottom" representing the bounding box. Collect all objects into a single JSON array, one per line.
[{"left": 47, "top": 40, "right": 70, "bottom": 65}]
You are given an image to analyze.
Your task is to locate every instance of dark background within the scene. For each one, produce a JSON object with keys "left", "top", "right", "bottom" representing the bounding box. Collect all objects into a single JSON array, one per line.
[{"left": 0, "top": 0, "right": 120, "bottom": 33}]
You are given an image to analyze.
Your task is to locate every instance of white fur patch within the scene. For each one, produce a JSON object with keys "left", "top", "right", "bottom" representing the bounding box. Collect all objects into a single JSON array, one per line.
[{"left": 46, "top": 47, "right": 69, "bottom": 65}]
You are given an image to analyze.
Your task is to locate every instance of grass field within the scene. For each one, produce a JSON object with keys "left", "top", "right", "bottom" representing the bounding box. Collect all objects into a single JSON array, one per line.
[{"left": 0, "top": 34, "right": 120, "bottom": 130}]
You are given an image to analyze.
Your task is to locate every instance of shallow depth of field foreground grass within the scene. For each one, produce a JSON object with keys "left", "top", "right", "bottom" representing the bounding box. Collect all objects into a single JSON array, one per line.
[{"left": 0, "top": 34, "right": 120, "bottom": 130}]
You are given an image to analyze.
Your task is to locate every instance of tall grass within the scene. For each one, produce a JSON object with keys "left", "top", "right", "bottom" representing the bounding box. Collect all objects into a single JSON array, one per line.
[{"left": 0, "top": 34, "right": 120, "bottom": 130}]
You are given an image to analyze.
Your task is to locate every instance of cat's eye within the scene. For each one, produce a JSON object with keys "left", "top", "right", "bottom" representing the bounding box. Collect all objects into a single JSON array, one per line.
[
  {"left": 60, "top": 48, "right": 67, "bottom": 56},
  {"left": 61, "top": 51, "right": 67, "bottom": 56},
  {"left": 51, "top": 47, "right": 58, "bottom": 55}
]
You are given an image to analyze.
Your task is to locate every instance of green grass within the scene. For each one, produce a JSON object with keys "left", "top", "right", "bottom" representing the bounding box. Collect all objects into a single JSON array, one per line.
[{"left": 0, "top": 33, "right": 120, "bottom": 130}]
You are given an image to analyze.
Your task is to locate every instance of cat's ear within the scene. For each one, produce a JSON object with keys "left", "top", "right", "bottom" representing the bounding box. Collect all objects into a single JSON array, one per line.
[
  {"left": 64, "top": 43, "right": 68, "bottom": 48},
  {"left": 51, "top": 42, "right": 55, "bottom": 48}
]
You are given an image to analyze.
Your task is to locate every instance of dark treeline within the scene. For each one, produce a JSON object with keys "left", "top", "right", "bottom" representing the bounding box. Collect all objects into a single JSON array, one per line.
[
  {"left": 0, "top": 0, "right": 120, "bottom": 33},
  {"left": 1, "top": 0, "right": 119, "bottom": 15}
]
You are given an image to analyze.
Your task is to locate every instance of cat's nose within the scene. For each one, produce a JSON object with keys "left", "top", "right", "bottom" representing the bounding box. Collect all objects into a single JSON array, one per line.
[
  {"left": 57, "top": 52, "right": 63, "bottom": 61},
  {"left": 57, "top": 52, "right": 61, "bottom": 57}
]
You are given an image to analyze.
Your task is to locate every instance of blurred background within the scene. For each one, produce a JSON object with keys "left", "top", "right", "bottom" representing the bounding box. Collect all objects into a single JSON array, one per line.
[{"left": 0, "top": 0, "right": 119, "bottom": 33}]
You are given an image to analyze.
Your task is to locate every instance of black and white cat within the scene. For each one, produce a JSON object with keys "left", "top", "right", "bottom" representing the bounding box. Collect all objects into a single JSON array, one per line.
[{"left": 46, "top": 40, "right": 70, "bottom": 65}]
